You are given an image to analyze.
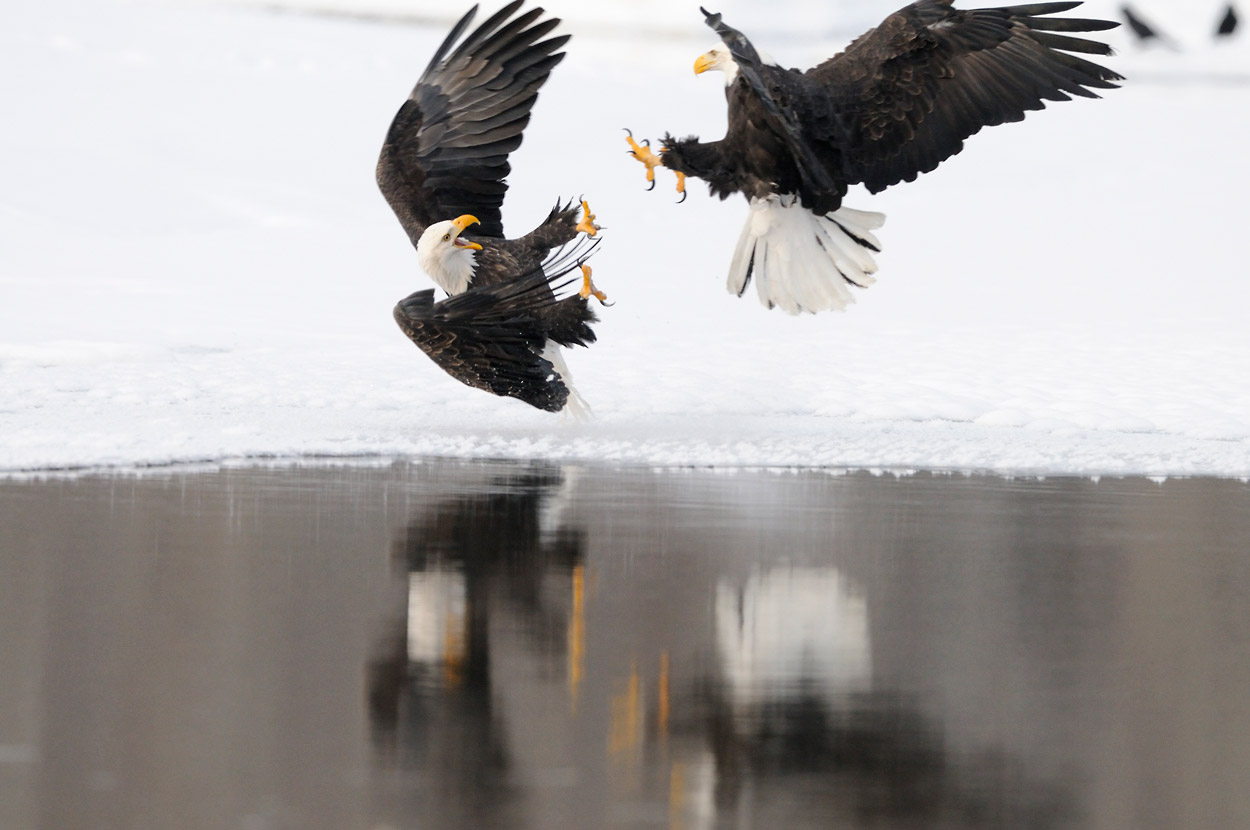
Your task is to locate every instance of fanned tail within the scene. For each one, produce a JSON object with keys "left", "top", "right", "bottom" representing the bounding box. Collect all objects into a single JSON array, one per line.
[{"left": 727, "top": 195, "right": 886, "bottom": 315}]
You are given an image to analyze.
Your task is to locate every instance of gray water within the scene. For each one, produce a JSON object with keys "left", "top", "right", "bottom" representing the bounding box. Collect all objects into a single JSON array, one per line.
[{"left": 1, "top": 462, "right": 1248, "bottom": 830}]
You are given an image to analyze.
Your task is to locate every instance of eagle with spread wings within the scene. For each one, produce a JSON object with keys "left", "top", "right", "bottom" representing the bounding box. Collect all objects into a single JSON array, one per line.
[
  {"left": 379, "top": 1, "right": 608, "bottom": 414},
  {"left": 628, "top": 1, "right": 1123, "bottom": 315}
]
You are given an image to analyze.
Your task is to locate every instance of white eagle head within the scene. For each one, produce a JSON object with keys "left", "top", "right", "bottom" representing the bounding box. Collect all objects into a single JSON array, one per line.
[
  {"left": 416, "top": 214, "right": 482, "bottom": 295},
  {"left": 694, "top": 47, "right": 740, "bottom": 86}
]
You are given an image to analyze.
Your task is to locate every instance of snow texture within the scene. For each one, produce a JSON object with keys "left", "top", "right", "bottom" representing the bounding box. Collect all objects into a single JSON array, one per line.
[{"left": 2, "top": 0, "right": 1249, "bottom": 475}]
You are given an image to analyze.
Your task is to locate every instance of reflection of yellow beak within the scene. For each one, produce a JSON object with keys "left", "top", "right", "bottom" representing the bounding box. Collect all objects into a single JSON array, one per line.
[
  {"left": 450, "top": 214, "right": 482, "bottom": 250},
  {"left": 694, "top": 52, "right": 715, "bottom": 75}
]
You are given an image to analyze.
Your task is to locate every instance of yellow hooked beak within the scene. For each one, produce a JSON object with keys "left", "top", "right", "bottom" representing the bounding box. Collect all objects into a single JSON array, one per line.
[
  {"left": 450, "top": 214, "right": 482, "bottom": 250},
  {"left": 693, "top": 51, "right": 716, "bottom": 75}
]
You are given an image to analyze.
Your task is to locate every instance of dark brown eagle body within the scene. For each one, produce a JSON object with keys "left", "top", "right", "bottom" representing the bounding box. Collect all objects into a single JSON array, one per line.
[
  {"left": 664, "top": 82, "right": 805, "bottom": 206},
  {"left": 393, "top": 254, "right": 598, "bottom": 413},
  {"left": 662, "top": 0, "right": 1124, "bottom": 215},
  {"left": 376, "top": 1, "right": 603, "bottom": 411}
]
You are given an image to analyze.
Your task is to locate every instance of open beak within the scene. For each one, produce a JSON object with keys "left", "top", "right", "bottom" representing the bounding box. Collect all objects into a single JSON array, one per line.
[
  {"left": 450, "top": 214, "right": 482, "bottom": 250},
  {"left": 693, "top": 52, "right": 715, "bottom": 75}
]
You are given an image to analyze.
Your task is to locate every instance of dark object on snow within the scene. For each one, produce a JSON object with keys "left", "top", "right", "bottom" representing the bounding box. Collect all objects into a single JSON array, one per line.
[
  {"left": 1120, "top": 5, "right": 1171, "bottom": 44},
  {"left": 1217, "top": 4, "right": 1239, "bottom": 37},
  {"left": 376, "top": 2, "right": 607, "bottom": 413}
]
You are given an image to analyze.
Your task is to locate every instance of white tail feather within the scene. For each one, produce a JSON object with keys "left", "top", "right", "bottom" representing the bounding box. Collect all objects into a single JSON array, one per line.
[
  {"left": 542, "top": 342, "right": 591, "bottom": 421},
  {"left": 727, "top": 195, "right": 886, "bottom": 315}
]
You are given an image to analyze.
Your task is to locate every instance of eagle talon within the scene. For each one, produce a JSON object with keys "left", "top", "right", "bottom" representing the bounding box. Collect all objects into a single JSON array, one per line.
[
  {"left": 675, "top": 171, "right": 687, "bottom": 203},
  {"left": 575, "top": 199, "right": 600, "bottom": 236},
  {"left": 578, "top": 263, "right": 610, "bottom": 305},
  {"left": 625, "top": 130, "right": 664, "bottom": 192}
]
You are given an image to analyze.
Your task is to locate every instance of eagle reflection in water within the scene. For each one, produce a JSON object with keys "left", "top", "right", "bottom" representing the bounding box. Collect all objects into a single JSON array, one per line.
[
  {"left": 365, "top": 466, "right": 1072, "bottom": 829},
  {"left": 368, "top": 465, "right": 582, "bottom": 722}
]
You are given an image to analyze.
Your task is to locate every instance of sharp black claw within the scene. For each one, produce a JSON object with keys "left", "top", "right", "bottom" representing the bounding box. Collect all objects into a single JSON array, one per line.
[
  {"left": 623, "top": 127, "right": 634, "bottom": 137},
  {"left": 601, "top": 300, "right": 616, "bottom": 307},
  {"left": 646, "top": 181, "right": 655, "bottom": 192},
  {"left": 627, "top": 150, "right": 637, "bottom": 156},
  {"left": 677, "top": 190, "right": 688, "bottom": 204},
  {"left": 641, "top": 139, "right": 650, "bottom": 147}
]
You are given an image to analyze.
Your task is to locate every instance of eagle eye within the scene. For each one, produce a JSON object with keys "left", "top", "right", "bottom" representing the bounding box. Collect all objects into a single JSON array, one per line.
[{"left": 442, "top": 233, "right": 450, "bottom": 241}]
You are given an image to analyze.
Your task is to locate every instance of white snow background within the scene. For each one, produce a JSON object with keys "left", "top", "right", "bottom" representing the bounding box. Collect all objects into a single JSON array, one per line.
[{"left": 3, "top": 0, "right": 1249, "bottom": 475}]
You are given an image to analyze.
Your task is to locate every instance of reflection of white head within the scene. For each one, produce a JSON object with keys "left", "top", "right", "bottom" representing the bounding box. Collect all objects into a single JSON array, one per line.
[
  {"left": 694, "top": 46, "right": 740, "bottom": 86},
  {"left": 716, "top": 567, "right": 872, "bottom": 714},
  {"left": 406, "top": 570, "right": 466, "bottom": 667},
  {"left": 416, "top": 214, "right": 482, "bottom": 295}
]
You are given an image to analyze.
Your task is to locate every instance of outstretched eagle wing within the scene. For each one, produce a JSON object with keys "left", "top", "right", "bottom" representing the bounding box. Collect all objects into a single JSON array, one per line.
[
  {"left": 393, "top": 262, "right": 595, "bottom": 413},
  {"left": 804, "top": 1, "right": 1122, "bottom": 193},
  {"left": 376, "top": 1, "right": 567, "bottom": 243}
]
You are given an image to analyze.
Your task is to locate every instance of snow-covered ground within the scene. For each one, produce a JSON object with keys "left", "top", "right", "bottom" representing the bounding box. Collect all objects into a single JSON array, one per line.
[{"left": 3, "top": 0, "right": 1249, "bottom": 475}]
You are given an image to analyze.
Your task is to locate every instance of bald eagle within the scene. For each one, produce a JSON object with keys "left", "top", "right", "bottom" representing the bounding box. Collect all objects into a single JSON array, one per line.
[
  {"left": 378, "top": 1, "right": 607, "bottom": 414},
  {"left": 627, "top": 1, "right": 1123, "bottom": 315}
]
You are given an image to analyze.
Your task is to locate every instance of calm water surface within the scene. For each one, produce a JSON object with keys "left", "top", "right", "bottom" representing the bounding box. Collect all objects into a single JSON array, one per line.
[{"left": 1, "top": 462, "right": 1248, "bottom": 829}]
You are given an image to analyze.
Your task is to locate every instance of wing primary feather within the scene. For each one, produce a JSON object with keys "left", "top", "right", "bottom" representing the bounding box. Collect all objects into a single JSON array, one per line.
[
  {"left": 1028, "top": 31, "right": 1117, "bottom": 55},
  {"left": 479, "top": 14, "right": 561, "bottom": 63},
  {"left": 476, "top": 7, "right": 547, "bottom": 57},
  {"left": 1021, "top": 15, "right": 1120, "bottom": 32},
  {"left": 999, "top": 2, "right": 1083, "bottom": 15},
  {"left": 998, "top": 40, "right": 1092, "bottom": 98},
  {"left": 541, "top": 236, "right": 602, "bottom": 277},
  {"left": 417, "top": 5, "right": 478, "bottom": 85},
  {"left": 449, "top": 0, "right": 527, "bottom": 58},
  {"left": 1044, "top": 49, "right": 1124, "bottom": 86}
]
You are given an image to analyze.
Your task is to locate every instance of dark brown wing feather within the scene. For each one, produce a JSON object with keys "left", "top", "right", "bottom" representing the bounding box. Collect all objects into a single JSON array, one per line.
[
  {"left": 376, "top": 1, "right": 567, "bottom": 244},
  {"left": 804, "top": 0, "right": 1123, "bottom": 193},
  {"left": 393, "top": 254, "right": 597, "bottom": 413},
  {"left": 696, "top": 2, "right": 1120, "bottom": 204}
]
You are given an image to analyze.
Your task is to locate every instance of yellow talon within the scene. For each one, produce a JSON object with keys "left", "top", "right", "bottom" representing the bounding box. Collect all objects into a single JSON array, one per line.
[
  {"left": 626, "top": 131, "right": 685, "bottom": 201},
  {"left": 575, "top": 199, "right": 600, "bottom": 236},
  {"left": 578, "top": 264, "right": 609, "bottom": 305},
  {"left": 625, "top": 131, "right": 663, "bottom": 191}
]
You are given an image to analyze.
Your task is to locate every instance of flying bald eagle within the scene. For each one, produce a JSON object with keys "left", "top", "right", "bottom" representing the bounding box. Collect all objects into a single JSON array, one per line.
[
  {"left": 627, "top": 1, "right": 1123, "bottom": 315},
  {"left": 378, "top": 1, "right": 608, "bottom": 414}
]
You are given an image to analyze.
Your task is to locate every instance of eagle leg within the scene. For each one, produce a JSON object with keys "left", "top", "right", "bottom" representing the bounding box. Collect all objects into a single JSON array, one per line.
[
  {"left": 625, "top": 129, "right": 663, "bottom": 191},
  {"left": 575, "top": 199, "right": 601, "bottom": 236},
  {"left": 675, "top": 171, "right": 687, "bottom": 203},
  {"left": 578, "top": 263, "right": 611, "bottom": 306}
]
